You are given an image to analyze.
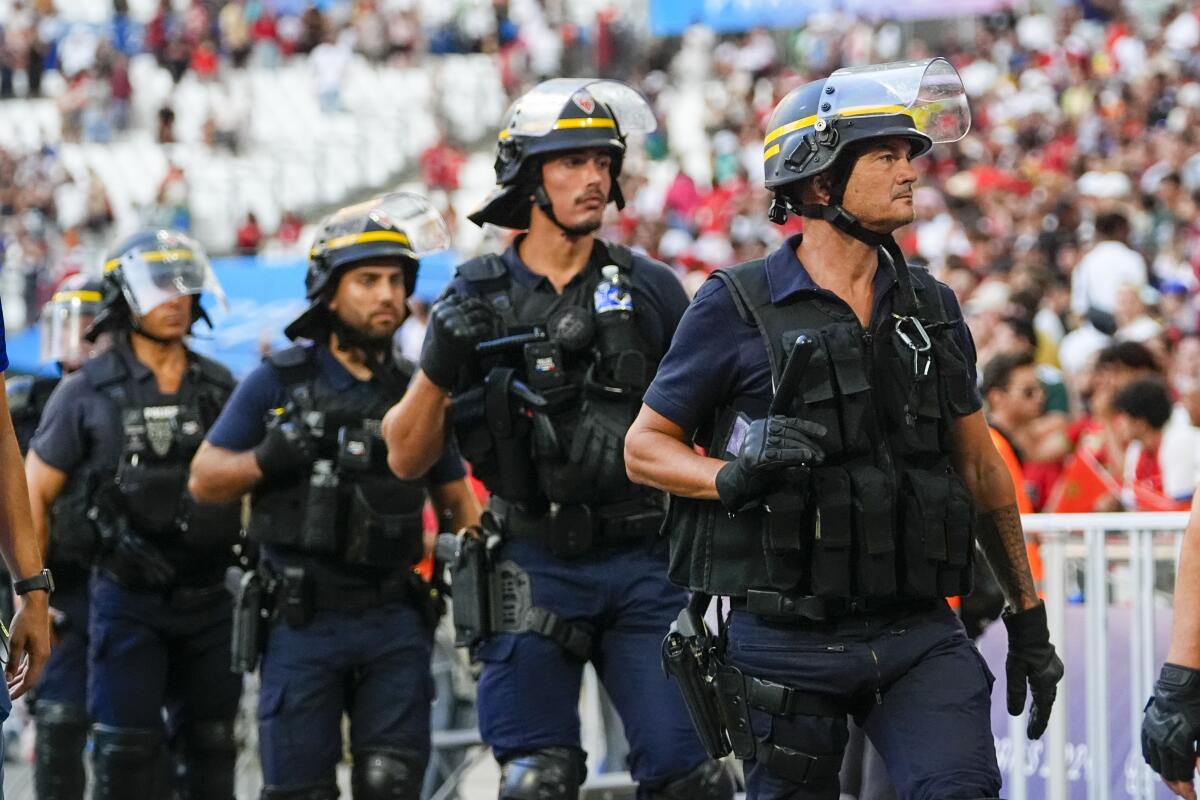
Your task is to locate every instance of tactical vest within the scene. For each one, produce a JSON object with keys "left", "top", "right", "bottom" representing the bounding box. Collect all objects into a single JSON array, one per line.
[
  {"left": 8, "top": 375, "right": 96, "bottom": 568},
  {"left": 450, "top": 241, "right": 659, "bottom": 516},
  {"left": 83, "top": 345, "right": 242, "bottom": 553},
  {"left": 247, "top": 345, "right": 427, "bottom": 569},
  {"left": 667, "top": 255, "right": 980, "bottom": 605}
]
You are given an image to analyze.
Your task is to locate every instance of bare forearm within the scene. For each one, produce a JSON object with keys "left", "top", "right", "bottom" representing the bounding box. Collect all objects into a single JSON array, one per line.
[
  {"left": 188, "top": 444, "right": 261, "bottom": 504},
  {"left": 625, "top": 426, "right": 723, "bottom": 500},
  {"left": 384, "top": 371, "right": 450, "bottom": 480},
  {"left": 1167, "top": 499, "right": 1200, "bottom": 668},
  {"left": 976, "top": 502, "right": 1040, "bottom": 611},
  {"left": 0, "top": 424, "right": 42, "bottom": 580}
]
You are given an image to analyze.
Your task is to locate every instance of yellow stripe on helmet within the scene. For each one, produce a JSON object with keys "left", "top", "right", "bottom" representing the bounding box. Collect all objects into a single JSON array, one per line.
[
  {"left": 313, "top": 229, "right": 413, "bottom": 258},
  {"left": 836, "top": 103, "right": 908, "bottom": 118},
  {"left": 105, "top": 249, "right": 196, "bottom": 273},
  {"left": 497, "top": 117, "right": 618, "bottom": 141},
  {"left": 762, "top": 104, "right": 912, "bottom": 154},
  {"left": 51, "top": 290, "right": 102, "bottom": 304},
  {"left": 762, "top": 144, "right": 781, "bottom": 162},
  {"left": 763, "top": 114, "right": 818, "bottom": 147}
]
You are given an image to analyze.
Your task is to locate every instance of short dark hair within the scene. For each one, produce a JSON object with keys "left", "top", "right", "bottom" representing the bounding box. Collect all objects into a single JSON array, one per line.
[
  {"left": 1095, "top": 211, "right": 1129, "bottom": 240},
  {"left": 1000, "top": 314, "right": 1037, "bottom": 349},
  {"left": 1095, "top": 340, "right": 1159, "bottom": 373},
  {"left": 982, "top": 350, "right": 1037, "bottom": 397},
  {"left": 1111, "top": 378, "right": 1173, "bottom": 429}
]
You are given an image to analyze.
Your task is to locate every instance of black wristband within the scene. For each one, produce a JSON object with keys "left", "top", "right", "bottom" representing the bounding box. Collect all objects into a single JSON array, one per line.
[{"left": 13, "top": 568, "right": 54, "bottom": 596}]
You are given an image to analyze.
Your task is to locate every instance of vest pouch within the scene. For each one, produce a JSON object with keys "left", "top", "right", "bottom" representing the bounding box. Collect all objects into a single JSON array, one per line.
[
  {"left": 761, "top": 471, "right": 811, "bottom": 594},
  {"left": 793, "top": 342, "right": 845, "bottom": 459},
  {"left": 848, "top": 465, "right": 896, "bottom": 598},
  {"left": 810, "top": 467, "right": 852, "bottom": 598},
  {"left": 298, "top": 461, "right": 341, "bottom": 555},
  {"left": 541, "top": 399, "right": 634, "bottom": 505},
  {"left": 886, "top": 330, "right": 943, "bottom": 457},
  {"left": 666, "top": 496, "right": 763, "bottom": 597},
  {"left": 929, "top": 328, "right": 977, "bottom": 417},
  {"left": 248, "top": 489, "right": 304, "bottom": 548},
  {"left": 49, "top": 483, "right": 99, "bottom": 567},
  {"left": 341, "top": 481, "right": 424, "bottom": 567},
  {"left": 179, "top": 495, "right": 242, "bottom": 552},
  {"left": 822, "top": 325, "right": 872, "bottom": 457},
  {"left": 116, "top": 462, "right": 184, "bottom": 537},
  {"left": 900, "top": 470, "right": 950, "bottom": 598},
  {"left": 938, "top": 473, "right": 976, "bottom": 597}
]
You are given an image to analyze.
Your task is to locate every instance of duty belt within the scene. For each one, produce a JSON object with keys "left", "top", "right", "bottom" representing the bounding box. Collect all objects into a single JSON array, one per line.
[
  {"left": 490, "top": 497, "right": 664, "bottom": 558},
  {"left": 305, "top": 575, "right": 412, "bottom": 614},
  {"left": 733, "top": 591, "right": 939, "bottom": 623}
]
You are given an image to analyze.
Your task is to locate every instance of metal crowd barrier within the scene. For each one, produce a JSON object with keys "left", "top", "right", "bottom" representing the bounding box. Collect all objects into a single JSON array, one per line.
[{"left": 1005, "top": 511, "right": 1189, "bottom": 800}]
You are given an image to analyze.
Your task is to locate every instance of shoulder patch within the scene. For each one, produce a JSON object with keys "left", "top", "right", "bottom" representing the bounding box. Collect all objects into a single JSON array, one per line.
[{"left": 457, "top": 255, "right": 509, "bottom": 284}]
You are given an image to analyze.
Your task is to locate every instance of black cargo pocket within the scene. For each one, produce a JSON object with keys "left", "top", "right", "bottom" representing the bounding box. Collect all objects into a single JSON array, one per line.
[
  {"left": 931, "top": 328, "right": 977, "bottom": 417},
  {"left": 887, "top": 331, "right": 943, "bottom": 457},
  {"left": 823, "top": 325, "right": 872, "bottom": 457},
  {"left": 810, "top": 467, "right": 852, "bottom": 598},
  {"left": 940, "top": 474, "right": 976, "bottom": 596},
  {"left": 900, "top": 470, "right": 950, "bottom": 597},
  {"left": 848, "top": 465, "right": 896, "bottom": 597},
  {"left": 793, "top": 340, "right": 844, "bottom": 459},
  {"left": 666, "top": 495, "right": 705, "bottom": 590}
]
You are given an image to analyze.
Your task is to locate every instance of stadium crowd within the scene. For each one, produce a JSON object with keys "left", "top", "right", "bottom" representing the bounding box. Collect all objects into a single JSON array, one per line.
[{"left": 2, "top": 0, "right": 1200, "bottom": 518}]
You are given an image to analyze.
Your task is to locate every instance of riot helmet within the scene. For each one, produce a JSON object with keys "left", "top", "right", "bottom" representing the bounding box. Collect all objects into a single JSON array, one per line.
[
  {"left": 40, "top": 273, "right": 105, "bottom": 370},
  {"left": 468, "top": 78, "right": 657, "bottom": 230},
  {"left": 87, "top": 229, "right": 226, "bottom": 343},
  {"left": 284, "top": 192, "right": 450, "bottom": 343},
  {"left": 762, "top": 58, "right": 970, "bottom": 246}
]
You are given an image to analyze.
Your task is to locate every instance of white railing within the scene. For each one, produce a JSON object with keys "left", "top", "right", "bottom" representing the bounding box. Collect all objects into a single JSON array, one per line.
[{"left": 1006, "top": 512, "right": 1188, "bottom": 800}]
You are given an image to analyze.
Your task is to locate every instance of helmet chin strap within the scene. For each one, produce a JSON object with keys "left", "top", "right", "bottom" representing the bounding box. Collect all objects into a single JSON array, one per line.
[
  {"left": 532, "top": 184, "right": 592, "bottom": 237},
  {"left": 327, "top": 309, "right": 404, "bottom": 388}
]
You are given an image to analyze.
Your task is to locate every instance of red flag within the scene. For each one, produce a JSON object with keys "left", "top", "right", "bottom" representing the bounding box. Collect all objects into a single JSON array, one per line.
[{"left": 1045, "top": 449, "right": 1120, "bottom": 513}]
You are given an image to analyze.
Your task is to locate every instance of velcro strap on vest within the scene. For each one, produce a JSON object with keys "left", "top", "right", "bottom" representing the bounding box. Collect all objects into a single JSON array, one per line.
[
  {"left": 756, "top": 742, "right": 842, "bottom": 785},
  {"left": 518, "top": 607, "right": 593, "bottom": 661}
]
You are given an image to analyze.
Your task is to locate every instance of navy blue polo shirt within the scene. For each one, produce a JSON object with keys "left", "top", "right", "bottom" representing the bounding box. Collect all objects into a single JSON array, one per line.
[
  {"left": 438, "top": 235, "right": 690, "bottom": 360},
  {"left": 644, "top": 234, "right": 982, "bottom": 437},
  {"left": 206, "top": 341, "right": 466, "bottom": 486}
]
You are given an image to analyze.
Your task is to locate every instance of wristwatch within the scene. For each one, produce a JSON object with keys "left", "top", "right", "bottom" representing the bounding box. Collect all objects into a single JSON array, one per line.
[{"left": 13, "top": 568, "right": 54, "bottom": 596}]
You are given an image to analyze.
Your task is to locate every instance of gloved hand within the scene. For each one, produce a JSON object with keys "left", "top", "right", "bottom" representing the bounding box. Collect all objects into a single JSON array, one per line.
[
  {"left": 715, "top": 415, "right": 825, "bottom": 513},
  {"left": 1143, "top": 663, "right": 1200, "bottom": 783},
  {"left": 420, "top": 292, "right": 497, "bottom": 390},
  {"left": 254, "top": 413, "right": 319, "bottom": 481},
  {"left": 1002, "top": 602, "right": 1065, "bottom": 739}
]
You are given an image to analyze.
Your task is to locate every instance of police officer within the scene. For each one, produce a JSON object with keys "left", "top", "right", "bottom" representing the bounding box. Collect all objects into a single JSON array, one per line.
[
  {"left": 384, "top": 79, "right": 735, "bottom": 800},
  {"left": 189, "top": 193, "right": 482, "bottom": 800},
  {"left": 25, "top": 230, "right": 243, "bottom": 799},
  {"left": 1142, "top": 493, "right": 1200, "bottom": 798},
  {"left": 624, "top": 59, "right": 1065, "bottom": 800},
  {"left": 12, "top": 274, "right": 107, "bottom": 800}
]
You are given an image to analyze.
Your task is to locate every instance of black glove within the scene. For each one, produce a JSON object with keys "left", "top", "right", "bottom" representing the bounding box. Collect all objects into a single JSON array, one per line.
[
  {"left": 1002, "top": 602, "right": 1065, "bottom": 739},
  {"left": 420, "top": 292, "right": 497, "bottom": 390},
  {"left": 1143, "top": 663, "right": 1200, "bottom": 781},
  {"left": 254, "top": 415, "right": 319, "bottom": 481},
  {"left": 714, "top": 415, "right": 825, "bottom": 513}
]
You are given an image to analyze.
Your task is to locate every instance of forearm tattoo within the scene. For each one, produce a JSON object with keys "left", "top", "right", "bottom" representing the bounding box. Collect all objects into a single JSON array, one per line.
[{"left": 976, "top": 503, "right": 1039, "bottom": 609}]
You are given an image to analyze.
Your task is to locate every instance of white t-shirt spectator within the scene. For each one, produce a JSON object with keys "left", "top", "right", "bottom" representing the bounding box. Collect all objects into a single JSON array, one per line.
[
  {"left": 1160, "top": 404, "right": 1200, "bottom": 500},
  {"left": 1057, "top": 323, "right": 1111, "bottom": 379},
  {"left": 1071, "top": 240, "right": 1148, "bottom": 316}
]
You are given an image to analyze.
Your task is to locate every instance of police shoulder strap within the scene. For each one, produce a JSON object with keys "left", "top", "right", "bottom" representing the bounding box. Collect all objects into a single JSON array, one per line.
[
  {"left": 600, "top": 240, "right": 635, "bottom": 275},
  {"left": 709, "top": 259, "right": 784, "bottom": 379},
  {"left": 189, "top": 352, "right": 235, "bottom": 394},
  {"left": 265, "top": 343, "right": 320, "bottom": 413}
]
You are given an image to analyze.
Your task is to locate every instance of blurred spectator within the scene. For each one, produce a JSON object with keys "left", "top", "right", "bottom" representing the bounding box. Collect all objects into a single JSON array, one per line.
[
  {"left": 277, "top": 211, "right": 305, "bottom": 247},
  {"left": 235, "top": 212, "right": 262, "bottom": 256},
  {"left": 1161, "top": 334, "right": 1200, "bottom": 501},
  {"left": 155, "top": 163, "right": 190, "bottom": 232},
  {"left": 1111, "top": 378, "right": 1174, "bottom": 509},
  {"left": 420, "top": 137, "right": 466, "bottom": 193},
  {"left": 1113, "top": 283, "right": 1164, "bottom": 343},
  {"left": 982, "top": 350, "right": 1044, "bottom": 510},
  {"left": 1071, "top": 211, "right": 1147, "bottom": 318}
]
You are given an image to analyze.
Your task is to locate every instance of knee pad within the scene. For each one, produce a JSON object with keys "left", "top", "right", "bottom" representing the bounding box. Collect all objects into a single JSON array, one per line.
[
  {"left": 351, "top": 748, "right": 426, "bottom": 800},
  {"left": 649, "top": 760, "right": 736, "bottom": 800},
  {"left": 91, "top": 725, "right": 164, "bottom": 800},
  {"left": 176, "top": 719, "right": 238, "bottom": 800},
  {"left": 499, "top": 747, "right": 587, "bottom": 800},
  {"left": 260, "top": 784, "right": 340, "bottom": 800},
  {"left": 34, "top": 701, "right": 89, "bottom": 800}
]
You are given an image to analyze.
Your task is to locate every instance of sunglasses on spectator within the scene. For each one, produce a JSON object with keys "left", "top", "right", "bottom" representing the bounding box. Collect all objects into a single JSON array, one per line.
[{"left": 1011, "top": 384, "right": 1044, "bottom": 398}]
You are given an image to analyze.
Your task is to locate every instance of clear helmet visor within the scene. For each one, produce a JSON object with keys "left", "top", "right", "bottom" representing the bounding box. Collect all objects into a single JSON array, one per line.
[
  {"left": 108, "top": 231, "right": 227, "bottom": 317},
  {"left": 317, "top": 192, "right": 451, "bottom": 258},
  {"left": 39, "top": 290, "right": 101, "bottom": 366},
  {"left": 500, "top": 78, "right": 657, "bottom": 139},
  {"left": 818, "top": 57, "right": 971, "bottom": 144}
]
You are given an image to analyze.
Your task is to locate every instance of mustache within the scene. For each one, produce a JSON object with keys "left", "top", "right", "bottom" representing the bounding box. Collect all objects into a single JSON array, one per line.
[{"left": 576, "top": 191, "right": 606, "bottom": 204}]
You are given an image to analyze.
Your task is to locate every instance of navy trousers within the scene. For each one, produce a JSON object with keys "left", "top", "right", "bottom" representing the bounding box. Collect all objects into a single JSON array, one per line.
[
  {"left": 35, "top": 578, "right": 90, "bottom": 710},
  {"left": 87, "top": 573, "right": 241, "bottom": 737},
  {"left": 474, "top": 540, "right": 709, "bottom": 791},
  {"left": 725, "top": 600, "right": 1002, "bottom": 800},
  {"left": 256, "top": 600, "right": 434, "bottom": 791}
]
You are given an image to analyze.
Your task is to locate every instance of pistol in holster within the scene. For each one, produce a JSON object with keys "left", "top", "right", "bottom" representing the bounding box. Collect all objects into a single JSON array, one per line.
[
  {"left": 661, "top": 593, "right": 733, "bottom": 759},
  {"left": 446, "top": 513, "right": 503, "bottom": 650},
  {"left": 227, "top": 564, "right": 275, "bottom": 674}
]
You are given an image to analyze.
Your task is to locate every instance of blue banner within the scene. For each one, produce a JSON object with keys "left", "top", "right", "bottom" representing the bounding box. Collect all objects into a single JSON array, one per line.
[
  {"left": 3, "top": 250, "right": 460, "bottom": 379},
  {"left": 648, "top": 0, "right": 830, "bottom": 36}
]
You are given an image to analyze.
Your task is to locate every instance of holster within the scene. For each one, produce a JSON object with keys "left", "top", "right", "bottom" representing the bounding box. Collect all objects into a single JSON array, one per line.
[
  {"left": 228, "top": 565, "right": 273, "bottom": 674},
  {"left": 449, "top": 529, "right": 493, "bottom": 649},
  {"left": 90, "top": 497, "right": 177, "bottom": 592},
  {"left": 661, "top": 600, "right": 732, "bottom": 759}
]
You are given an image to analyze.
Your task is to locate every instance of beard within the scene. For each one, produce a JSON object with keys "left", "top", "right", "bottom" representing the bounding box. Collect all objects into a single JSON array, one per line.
[{"left": 561, "top": 214, "right": 603, "bottom": 238}]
